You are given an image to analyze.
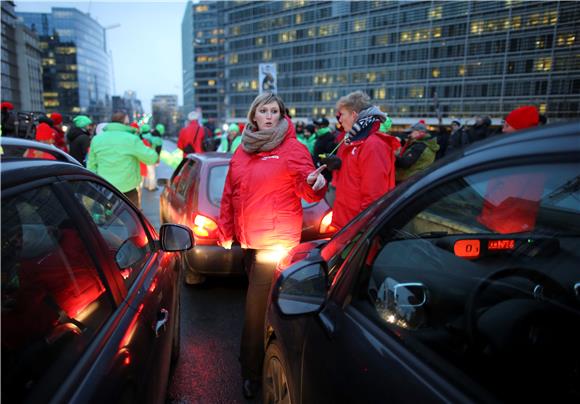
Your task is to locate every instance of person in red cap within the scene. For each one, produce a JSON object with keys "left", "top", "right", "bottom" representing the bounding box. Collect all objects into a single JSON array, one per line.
[
  {"left": 478, "top": 105, "right": 542, "bottom": 233},
  {"left": 502, "top": 105, "right": 539, "bottom": 134},
  {"left": 49, "top": 112, "right": 68, "bottom": 152},
  {"left": 23, "top": 122, "right": 57, "bottom": 160},
  {"left": 1, "top": 101, "right": 16, "bottom": 136}
]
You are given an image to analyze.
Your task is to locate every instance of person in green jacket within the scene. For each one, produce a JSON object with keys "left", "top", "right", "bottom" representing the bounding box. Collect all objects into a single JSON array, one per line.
[
  {"left": 395, "top": 120, "right": 440, "bottom": 183},
  {"left": 218, "top": 123, "right": 242, "bottom": 153},
  {"left": 297, "top": 123, "right": 316, "bottom": 154},
  {"left": 140, "top": 123, "right": 162, "bottom": 191},
  {"left": 87, "top": 112, "right": 158, "bottom": 208}
]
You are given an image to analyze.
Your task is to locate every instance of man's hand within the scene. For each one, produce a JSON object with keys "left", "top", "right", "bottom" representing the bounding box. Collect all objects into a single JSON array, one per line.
[
  {"left": 219, "top": 239, "right": 233, "bottom": 250},
  {"left": 307, "top": 164, "right": 327, "bottom": 191}
]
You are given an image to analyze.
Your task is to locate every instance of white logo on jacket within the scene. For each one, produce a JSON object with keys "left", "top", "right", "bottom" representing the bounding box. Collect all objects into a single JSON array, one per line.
[
  {"left": 261, "top": 155, "right": 280, "bottom": 160},
  {"left": 351, "top": 147, "right": 358, "bottom": 156}
]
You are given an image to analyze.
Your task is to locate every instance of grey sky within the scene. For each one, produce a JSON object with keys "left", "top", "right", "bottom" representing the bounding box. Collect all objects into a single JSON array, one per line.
[{"left": 15, "top": 0, "right": 187, "bottom": 113}]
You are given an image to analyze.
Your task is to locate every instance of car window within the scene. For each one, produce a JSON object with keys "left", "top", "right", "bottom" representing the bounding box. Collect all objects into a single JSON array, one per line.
[
  {"left": 176, "top": 159, "right": 197, "bottom": 197},
  {"left": 70, "top": 181, "right": 153, "bottom": 288},
  {"left": 208, "top": 164, "right": 228, "bottom": 207},
  {"left": 1, "top": 185, "right": 114, "bottom": 402},
  {"left": 355, "top": 162, "right": 580, "bottom": 401}
]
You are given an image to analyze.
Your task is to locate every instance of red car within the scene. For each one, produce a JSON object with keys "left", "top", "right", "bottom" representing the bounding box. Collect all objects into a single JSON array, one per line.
[{"left": 160, "top": 152, "right": 335, "bottom": 284}]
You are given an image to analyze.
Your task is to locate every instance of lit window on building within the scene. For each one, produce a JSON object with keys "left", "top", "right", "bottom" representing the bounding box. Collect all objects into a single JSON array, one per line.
[
  {"left": 367, "top": 72, "right": 376, "bottom": 82},
  {"left": 539, "top": 103, "right": 547, "bottom": 113},
  {"left": 256, "top": 37, "right": 264, "bottom": 46},
  {"left": 308, "top": 28, "right": 316, "bottom": 38},
  {"left": 471, "top": 21, "right": 483, "bottom": 35},
  {"left": 230, "top": 54, "right": 238, "bottom": 64},
  {"left": 354, "top": 19, "right": 366, "bottom": 32},
  {"left": 295, "top": 14, "right": 303, "bottom": 24},
  {"left": 433, "top": 27, "right": 442, "bottom": 38},
  {"left": 289, "top": 107, "right": 296, "bottom": 116},
  {"left": 43, "top": 92, "right": 58, "bottom": 98},
  {"left": 429, "top": 6, "right": 443, "bottom": 19},
  {"left": 376, "top": 88, "right": 386, "bottom": 99},
  {"left": 195, "top": 5, "right": 208, "bottom": 12},
  {"left": 251, "top": 80, "right": 258, "bottom": 90},
  {"left": 231, "top": 26, "right": 240, "bottom": 36},
  {"left": 208, "top": 80, "right": 216, "bottom": 86},
  {"left": 432, "top": 68, "right": 440, "bottom": 78},
  {"left": 410, "top": 87, "right": 424, "bottom": 98},
  {"left": 535, "top": 57, "right": 552, "bottom": 72},
  {"left": 512, "top": 16, "right": 522, "bottom": 29},
  {"left": 401, "top": 32, "right": 411, "bottom": 42},
  {"left": 56, "top": 47, "right": 76, "bottom": 55},
  {"left": 72, "top": 107, "right": 81, "bottom": 113},
  {"left": 44, "top": 99, "right": 60, "bottom": 107},
  {"left": 263, "top": 49, "right": 272, "bottom": 60},
  {"left": 197, "top": 56, "right": 208, "bottom": 62},
  {"left": 375, "top": 34, "right": 388, "bottom": 45}
]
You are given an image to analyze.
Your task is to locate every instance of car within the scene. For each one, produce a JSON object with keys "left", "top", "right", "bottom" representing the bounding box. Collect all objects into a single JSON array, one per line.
[
  {"left": 262, "top": 122, "right": 580, "bottom": 404},
  {"left": 1, "top": 137, "right": 193, "bottom": 404},
  {"left": 159, "top": 152, "right": 335, "bottom": 284}
]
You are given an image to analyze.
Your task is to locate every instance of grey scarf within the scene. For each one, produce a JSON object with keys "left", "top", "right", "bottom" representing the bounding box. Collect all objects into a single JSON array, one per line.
[{"left": 242, "top": 118, "right": 288, "bottom": 153}]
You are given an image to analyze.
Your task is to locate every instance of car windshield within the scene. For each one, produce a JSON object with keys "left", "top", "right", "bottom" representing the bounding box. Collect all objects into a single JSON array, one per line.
[{"left": 208, "top": 164, "right": 229, "bottom": 207}]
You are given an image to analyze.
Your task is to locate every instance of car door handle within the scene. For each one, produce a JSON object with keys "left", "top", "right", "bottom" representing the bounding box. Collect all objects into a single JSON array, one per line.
[{"left": 155, "top": 308, "right": 169, "bottom": 337}]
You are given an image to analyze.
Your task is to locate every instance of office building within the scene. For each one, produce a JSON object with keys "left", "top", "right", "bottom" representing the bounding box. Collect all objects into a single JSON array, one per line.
[
  {"left": 1, "top": 1, "right": 44, "bottom": 112},
  {"left": 181, "top": 1, "right": 225, "bottom": 124},
  {"left": 184, "top": 1, "right": 579, "bottom": 123},
  {"left": 18, "top": 7, "right": 112, "bottom": 122},
  {"left": 112, "top": 90, "right": 144, "bottom": 123}
]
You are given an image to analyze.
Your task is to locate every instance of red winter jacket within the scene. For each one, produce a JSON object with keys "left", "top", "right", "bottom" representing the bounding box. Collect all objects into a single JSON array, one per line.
[
  {"left": 177, "top": 121, "right": 205, "bottom": 154},
  {"left": 218, "top": 118, "right": 326, "bottom": 250},
  {"left": 332, "top": 124, "right": 399, "bottom": 229}
]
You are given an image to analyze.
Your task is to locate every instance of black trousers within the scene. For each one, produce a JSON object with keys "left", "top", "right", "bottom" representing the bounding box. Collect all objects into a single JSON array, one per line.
[{"left": 240, "top": 249, "right": 277, "bottom": 381}]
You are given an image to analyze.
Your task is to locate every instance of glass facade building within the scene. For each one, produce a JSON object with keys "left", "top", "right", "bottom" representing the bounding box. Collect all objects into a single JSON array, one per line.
[
  {"left": 18, "top": 7, "right": 111, "bottom": 122},
  {"left": 184, "top": 0, "right": 579, "bottom": 122},
  {"left": 182, "top": 1, "right": 225, "bottom": 123}
]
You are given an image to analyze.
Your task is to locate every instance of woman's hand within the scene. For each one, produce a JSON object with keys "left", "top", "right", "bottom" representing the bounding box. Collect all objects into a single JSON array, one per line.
[{"left": 307, "top": 164, "right": 327, "bottom": 191}]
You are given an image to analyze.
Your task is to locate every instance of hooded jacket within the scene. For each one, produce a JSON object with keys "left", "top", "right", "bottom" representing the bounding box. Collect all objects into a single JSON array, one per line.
[
  {"left": 177, "top": 120, "right": 205, "bottom": 154},
  {"left": 332, "top": 122, "right": 400, "bottom": 229},
  {"left": 395, "top": 136, "right": 440, "bottom": 182},
  {"left": 87, "top": 122, "right": 158, "bottom": 193},
  {"left": 218, "top": 118, "right": 326, "bottom": 250},
  {"left": 67, "top": 126, "right": 91, "bottom": 165}
]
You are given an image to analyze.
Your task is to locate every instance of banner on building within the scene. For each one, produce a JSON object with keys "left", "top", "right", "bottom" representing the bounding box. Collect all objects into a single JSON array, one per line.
[{"left": 259, "top": 63, "right": 277, "bottom": 94}]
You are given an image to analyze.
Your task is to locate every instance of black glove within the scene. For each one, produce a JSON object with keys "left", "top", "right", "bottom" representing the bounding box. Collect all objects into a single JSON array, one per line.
[{"left": 320, "top": 155, "right": 342, "bottom": 171}]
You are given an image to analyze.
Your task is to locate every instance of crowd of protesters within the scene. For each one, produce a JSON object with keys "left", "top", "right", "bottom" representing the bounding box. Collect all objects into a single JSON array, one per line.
[{"left": 2, "top": 93, "right": 546, "bottom": 399}]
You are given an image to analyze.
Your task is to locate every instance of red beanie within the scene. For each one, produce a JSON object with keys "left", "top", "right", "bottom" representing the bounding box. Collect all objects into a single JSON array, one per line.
[
  {"left": 1, "top": 101, "right": 14, "bottom": 110},
  {"left": 505, "top": 106, "right": 539, "bottom": 130},
  {"left": 36, "top": 123, "right": 54, "bottom": 141},
  {"left": 50, "top": 112, "right": 63, "bottom": 125}
]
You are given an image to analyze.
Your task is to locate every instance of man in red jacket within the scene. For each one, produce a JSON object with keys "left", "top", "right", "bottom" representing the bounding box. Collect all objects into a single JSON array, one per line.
[
  {"left": 177, "top": 111, "right": 206, "bottom": 155},
  {"left": 330, "top": 91, "right": 399, "bottom": 229}
]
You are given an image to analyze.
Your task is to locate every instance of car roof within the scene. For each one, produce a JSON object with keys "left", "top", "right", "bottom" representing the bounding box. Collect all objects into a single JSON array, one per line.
[
  {"left": 185, "top": 152, "right": 232, "bottom": 163},
  {"left": 1, "top": 159, "right": 97, "bottom": 189}
]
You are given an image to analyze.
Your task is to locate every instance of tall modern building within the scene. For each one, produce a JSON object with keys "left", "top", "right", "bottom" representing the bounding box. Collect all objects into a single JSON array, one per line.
[
  {"left": 1, "top": 1, "right": 44, "bottom": 111},
  {"left": 183, "top": 0, "right": 580, "bottom": 123},
  {"left": 18, "top": 7, "right": 112, "bottom": 122},
  {"left": 181, "top": 1, "right": 225, "bottom": 124}
]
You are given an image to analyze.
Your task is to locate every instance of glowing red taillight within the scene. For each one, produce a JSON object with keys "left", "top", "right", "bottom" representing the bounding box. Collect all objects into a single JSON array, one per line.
[
  {"left": 319, "top": 210, "right": 337, "bottom": 234},
  {"left": 193, "top": 214, "right": 218, "bottom": 238}
]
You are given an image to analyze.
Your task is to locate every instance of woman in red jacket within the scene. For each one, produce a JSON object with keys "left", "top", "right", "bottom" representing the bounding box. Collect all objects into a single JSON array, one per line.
[{"left": 218, "top": 93, "right": 327, "bottom": 398}]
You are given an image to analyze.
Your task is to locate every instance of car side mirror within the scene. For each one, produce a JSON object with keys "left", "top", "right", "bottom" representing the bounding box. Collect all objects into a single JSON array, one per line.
[
  {"left": 276, "top": 262, "right": 328, "bottom": 315},
  {"left": 159, "top": 223, "right": 193, "bottom": 251}
]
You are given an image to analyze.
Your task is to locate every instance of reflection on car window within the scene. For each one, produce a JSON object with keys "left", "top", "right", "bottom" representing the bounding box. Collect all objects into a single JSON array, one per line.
[
  {"left": 70, "top": 181, "right": 152, "bottom": 288},
  {"left": 358, "top": 162, "right": 580, "bottom": 402},
  {"left": 1, "top": 185, "right": 113, "bottom": 403},
  {"left": 176, "top": 160, "right": 196, "bottom": 197},
  {"left": 208, "top": 164, "right": 228, "bottom": 207}
]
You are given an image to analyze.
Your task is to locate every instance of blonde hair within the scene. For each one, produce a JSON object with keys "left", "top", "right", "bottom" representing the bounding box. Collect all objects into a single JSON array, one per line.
[
  {"left": 336, "top": 91, "right": 371, "bottom": 113},
  {"left": 247, "top": 93, "right": 286, "bottom": 125}
]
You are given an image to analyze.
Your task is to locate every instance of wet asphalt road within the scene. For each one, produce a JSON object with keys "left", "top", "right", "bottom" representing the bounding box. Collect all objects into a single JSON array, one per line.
[{"left": 141, "top": 140, "right": 259, "bottom": 403}]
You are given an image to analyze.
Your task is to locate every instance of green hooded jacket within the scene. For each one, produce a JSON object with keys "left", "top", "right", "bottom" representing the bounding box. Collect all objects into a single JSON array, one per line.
[
  {"left": 395, "top": 137, "right": 440, "bottom": 182},
  {"left": 87, "top": 122, "right": 158, "bottom": 192},
  {"left": 218, "top": 133, "right": 242, "bottom": 153}
]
